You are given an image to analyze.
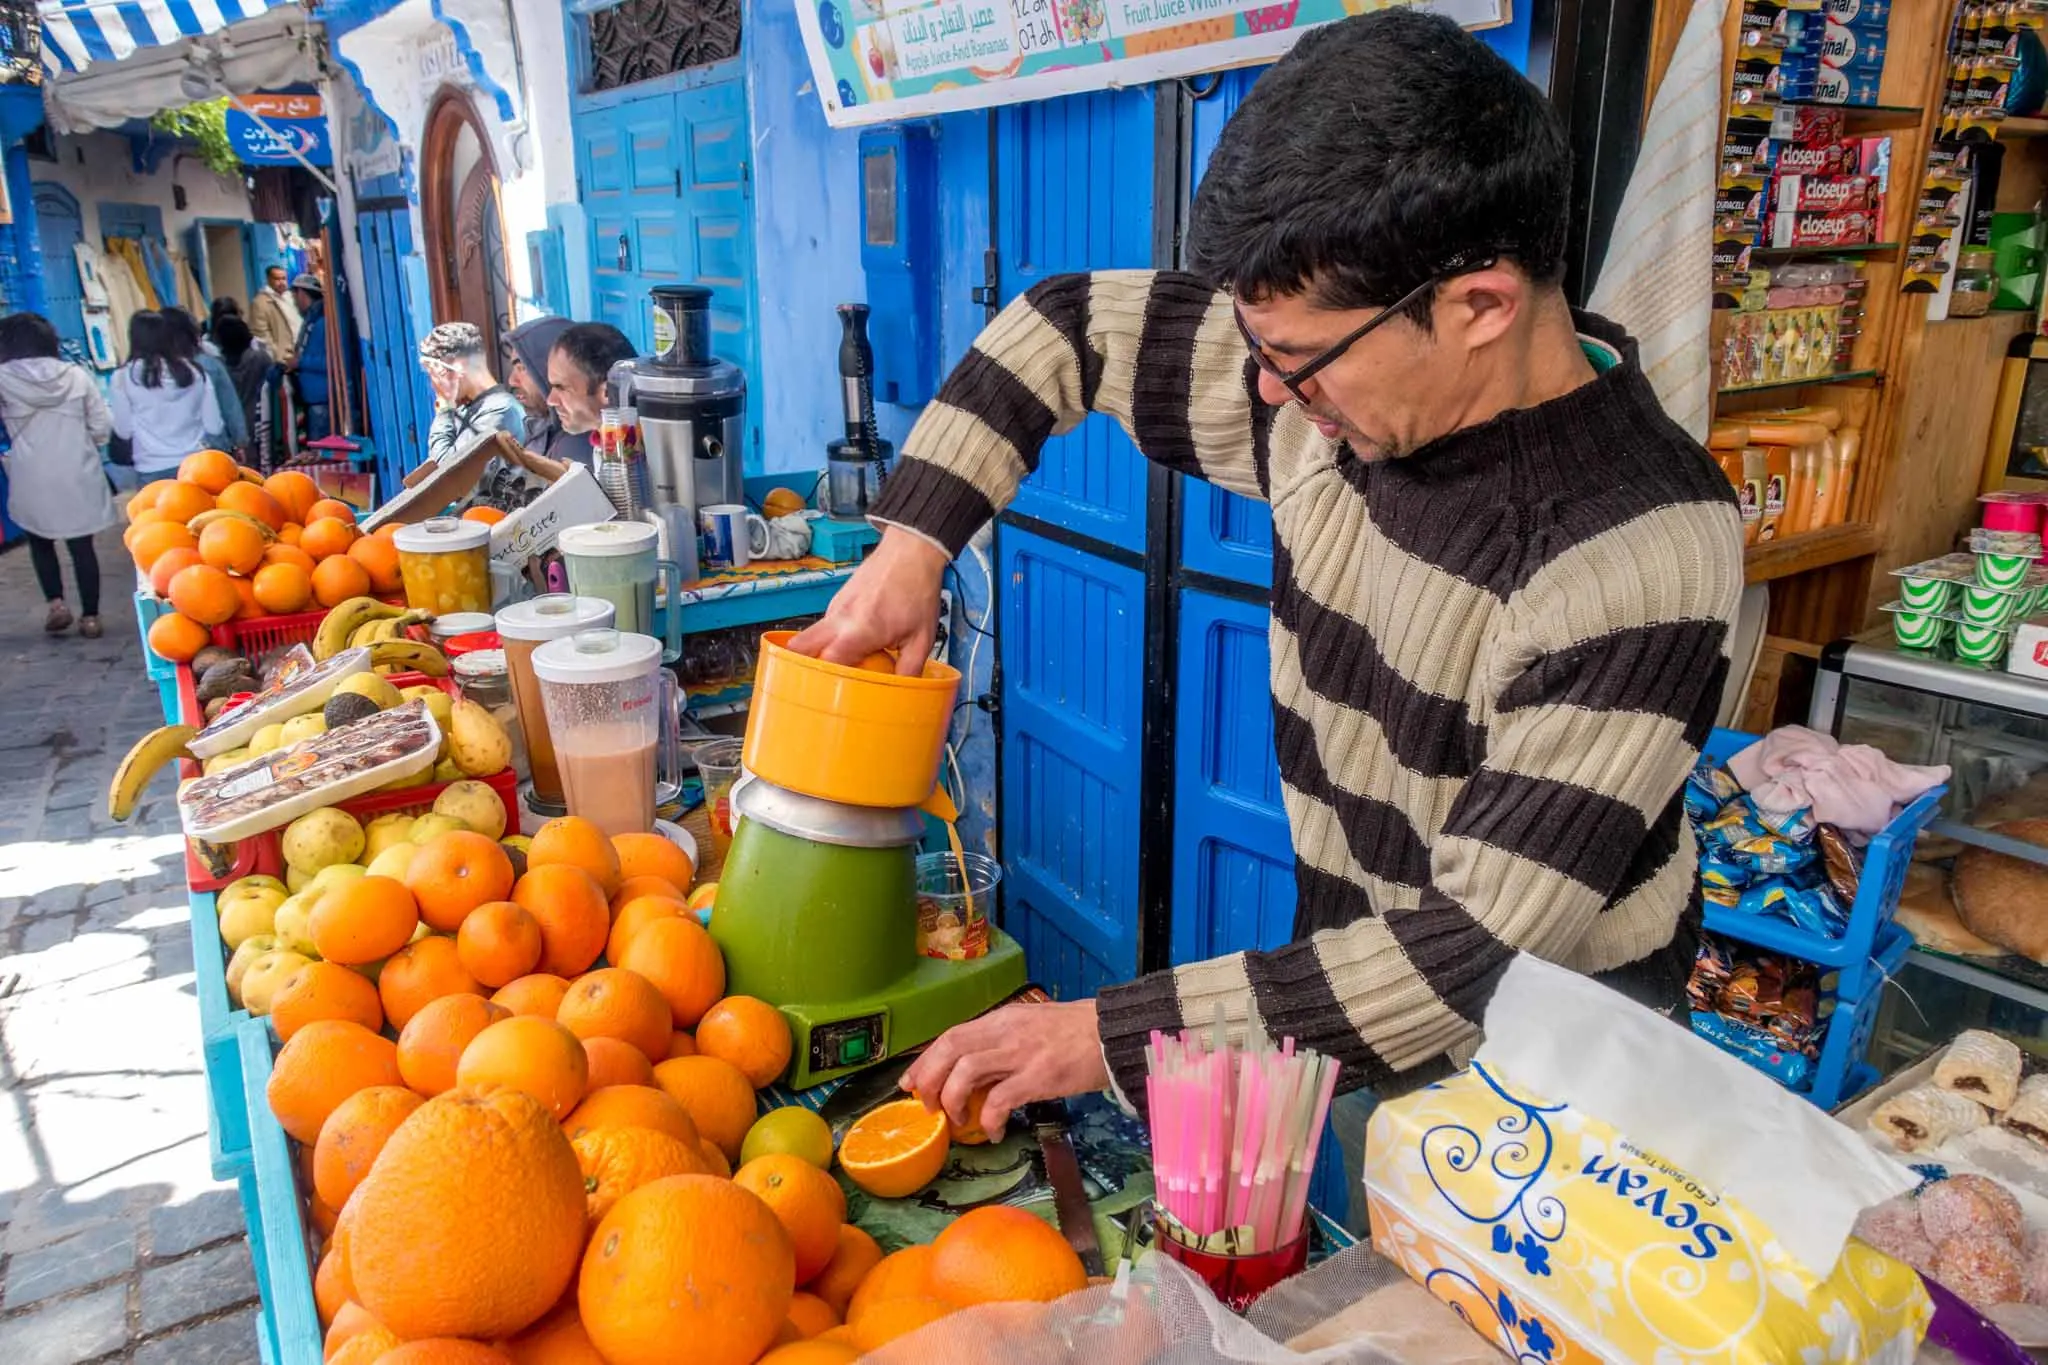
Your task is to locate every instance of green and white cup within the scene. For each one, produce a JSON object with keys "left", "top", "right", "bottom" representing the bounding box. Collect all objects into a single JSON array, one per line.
[
  {"left": 1962, "top": 585, "right": 2020, "bottom": 628},
  {"left": 1899, "top": 577, "right": 1959, "bottom": 612},
  {"left": 1892, "top": 611, "right": 1950, "bottom": 650},
  {"left": 1978, "top": 552, "right": 2032, "bottom": 590},
  {"left": 1956, "top": 623, "right": 2009, "bottom": 663}
]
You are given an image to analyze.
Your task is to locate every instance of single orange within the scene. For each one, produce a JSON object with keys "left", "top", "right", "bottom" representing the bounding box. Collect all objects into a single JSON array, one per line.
[
  {"left": 837, "top": 1099, "right": 949, "bottom": 1200},
  {"left": 929, "top": 1204, "right": 1087, "bottom": 1308},
  {"left": 510, "top": 864, "right": 609, "bottom": 977},
  {"left": 666, "top": 1032, "right": 697, "bottom": 1060},
  {"left": 578, "top": 1175, "right": 795, "bottom": 1365},
  {"left": 374, "top": 521, "right": 401, "bottom": 540},
  {"left": 266, "top": 1019, "right": 403, "bottom": 1144},
  {"left": 500, "top": 1298, "right": 608, "bottom": 1364},
  {"left": 323, "top": 1300, "right": 378, "bottom": 1356},
  {"left": 124, "top": 508, "right": 164, "bottom": 546},
  {"left": 312, "top": 1084, "right": 424, "bottom": 1209},
  {"left": 127, "top": 478, "right": 172, "bottom": 519},
  {"left": 309, "top": 875, "right": 420, "bottom": 965},
  {"left": 312, "top": 554, "right": 372, "bottom": 607},
  {"left": 277, "top": 521, "right": 304, "bottom": 546},
  {"left": 231, "top": 574, "right": 264, "bottom": 621},
  {"left": 455, "top": 901, "right": 543, "bottom": 988},
  {"left": 526, "top": 817, "right": 622, "bottom": 897},
  {"left": 460, "top": 505, "right": 508, "bottom": 525},
  {"left": 378, "top": 934, "right": 486, "bottom": 1030},
  {"left": 458, "top": 1015, "right": 590, "bottom": 1120},
  {"left": 610, "top": 875, "right": 684, "bottom": 918},
  {"left": 147, "top": 545, "right": 203, "bottom": 599},
  {"left": 605, "top": 894, "right": 687, "bottom": 965},
  {"left": 807, "top": 1226, "right": 883, "bottom": 1317},
  {"left": 264, "top": 469, "right": 321, "bottom": 522},
  {"left": 574, "top": 1124, "right": 708, "bottom": 1225},
  {"left": 377, "top": 1342, "right": 514, "bottom": 1363},
  {"left": 198, "top": 517, "right": 268, "bottom": 574},
  {"left": 758, "top": 1342, "right": 857, "bottom": 1365},
  {"left": 167, "top": 562, "right": 239, "bottom": 625},
  {"left": 147, "top": 611, "right": 210, "bottom": 662},
  {"left": 216, "top": 480, "right": 288, "bottom": 530},
  {"left": 348, "top": 534, "right": 404, "bottom": 594},
  {"left": 397, "top": 993, "right": 511, "bottom": 1096},
  {"left": 563, "top": 1085, "right": 701, "bottom": 1147},
  {"left": 492, "top": 974, "right": 572, "bottom": 1018},
  {"left": 251, "top": 561, "right": 313, "bottom": 613},
  {"left": 581, "top": 1036, "right": 655, "bottom": 1091},
  {"left": 309, "top": 1192, "right": 341, "bottom": 1237},
  {"left": 784, "top": 1292, "right": 840, "bottom": 1338},
  {"left": 328, "top": 1324, "right": 402, "bottom": 1364},
  {"left": 408, "top": 831, "right": 516, "bottom": 932},
  {"left": 851, "top": 1297, "right": 952, "bottom": 1353},
  {"left": 611, "top": 832, "right": 693, "bottom": 894},
  {"left": 651, "top": 1055, "right": 756, "bottom": 1162},
  {"left": 301, "top": 516, "right": 358, "bottom": 562},
  {"left": 308, "top": 497, "right": 358, "bottom": 525},
  {"left": 734, "top": 1154, "right": 845, "bottom": 1284},
  {"left": 556, "top": 969, "right": 673, "bottom": 1064},
  {"left": 697, "top": 1139, "right": 731, "bottom": 1178},
  {"left": 694, "top": 996, "right": 793, "bottom": 1089},
  {"left": 845, "top": 1245, "right": 938, "bottom": 1325},
  {"left": 130, "top": 521, "right": 199, "bottom": 573},
  {"left": 260, "top": 541, "right": 317, "bottom": 574},
  {"left": 151, "top": 480, "right": 215, "bottom": 524},
  {"left": 314, "top": 1246, "right": 351, "bottom": 1325},
  {"left": 270, "top": 959, "right": 384, "bottom": 1041},
  {"left": 617, "top": 916, "right": 725, "bottom": 1029},
  {"left": 179, "top": 449, "right": 240, "bottom": 493}
]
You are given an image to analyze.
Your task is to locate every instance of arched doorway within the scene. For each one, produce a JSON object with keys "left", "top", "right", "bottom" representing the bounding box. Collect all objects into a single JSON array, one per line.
[{"left": 420, "top": 88, "right": 513, "bottom": 359}]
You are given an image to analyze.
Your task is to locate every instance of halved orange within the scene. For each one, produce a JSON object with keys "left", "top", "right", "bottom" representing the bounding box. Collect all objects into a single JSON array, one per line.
[{"left": 836, "top": 1099, "right": 949, "bottom": 1200}]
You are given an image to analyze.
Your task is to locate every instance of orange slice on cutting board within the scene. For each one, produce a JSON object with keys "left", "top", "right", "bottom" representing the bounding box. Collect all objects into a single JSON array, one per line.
[{"left": 838, "top": 1099, "right": 951, "bottom": 1200}]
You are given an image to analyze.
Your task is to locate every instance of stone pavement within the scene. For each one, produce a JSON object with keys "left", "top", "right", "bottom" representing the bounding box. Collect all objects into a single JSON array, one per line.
[{"left": 0, "top": 529, "right": 261, "bottom": 1363}]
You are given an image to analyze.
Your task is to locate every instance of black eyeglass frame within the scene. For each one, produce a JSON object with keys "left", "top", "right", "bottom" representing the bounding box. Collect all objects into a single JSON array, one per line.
[{"left": 1232, "top": 253, "right": 1501, "bottom": 404}]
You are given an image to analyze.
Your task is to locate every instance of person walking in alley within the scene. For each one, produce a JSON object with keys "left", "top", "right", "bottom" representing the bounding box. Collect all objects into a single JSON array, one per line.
[
  {"left": 164, "top": 307, "right": 249, "bottom": 456},
  {"left": 110, "top": 311, "right": 222, "bottom": 479},
  {"left": 0, "top": 312, "right": 115, "bottom": 637},
  {"left": 291, "top": 275, "right": 331, "bottom": 442},
  {"left": 249, "top": 265, "right": 300, "bottom": 364},
  {"left": 215, "top": 316, "right": 274, "bottom": 468}
]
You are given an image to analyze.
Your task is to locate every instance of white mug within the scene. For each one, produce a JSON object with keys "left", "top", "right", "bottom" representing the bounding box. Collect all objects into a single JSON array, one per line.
[{"left": 699, "top": 504, "right": 770, "bottom": 571}]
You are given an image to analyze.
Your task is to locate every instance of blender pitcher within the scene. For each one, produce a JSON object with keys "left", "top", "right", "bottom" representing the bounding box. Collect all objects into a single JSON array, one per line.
[
  {"left": 530, "top": 629, "right": 682, "bottom": 838},
  {"left": 557, "top": 522, "right": 684, "bottom": 663}
]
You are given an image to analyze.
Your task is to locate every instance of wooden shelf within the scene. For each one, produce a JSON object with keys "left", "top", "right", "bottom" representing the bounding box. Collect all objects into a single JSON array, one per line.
[
  {"left": 1732, "top": 99, "right": 1925, "bottom": 129},
  {"left": 1748, "top": 242, "right": 1901, "bottom": 262},
  {"left": 1995, "top": 117, "right": 2048, "bottom": 140},
  {"left": 1744, "top": 522, "right": 1880, "bottom": 584},
  {"left": 1718, "top": 368, "right": 1881, "bottom": 399}
]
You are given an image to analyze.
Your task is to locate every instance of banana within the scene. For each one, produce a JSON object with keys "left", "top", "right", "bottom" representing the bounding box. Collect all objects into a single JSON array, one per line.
[
  {"left": 314, "top": 597, "right": 406, "bottom": 659},
  {"left": 187, "top": 508, "right": 277, "bottom": 542},
  {"left": 369, "top": 639, "right": 450, "bottom": 677},
  {"left": 351, "top": 609, "right": 433, "bottom": 649},
  {"left": 109, "top": 724, "right": 197, "bottom": 821}
]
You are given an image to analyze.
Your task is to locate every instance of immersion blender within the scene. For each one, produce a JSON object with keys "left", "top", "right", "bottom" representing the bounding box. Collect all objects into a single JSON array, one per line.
[{"left": 823, "top": 304, "right": 895, "bottom": 518}]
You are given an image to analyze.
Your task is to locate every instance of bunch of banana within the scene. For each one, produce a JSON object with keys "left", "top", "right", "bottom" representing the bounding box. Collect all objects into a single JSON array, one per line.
[
  {"left": 314, "top": 597, "right": 417, "bottom": 659},
  {"left": 348, "top": 610, "right": 432, "bottom": 649},
  {"left": 109, "top": 723, "right": 197, "bottom": 821},
  {"left": 368, "top": 638, "right": 450, "bottom": 677},
  {"left": 186, "top": 508, "right": 278, "bottom": 543}
]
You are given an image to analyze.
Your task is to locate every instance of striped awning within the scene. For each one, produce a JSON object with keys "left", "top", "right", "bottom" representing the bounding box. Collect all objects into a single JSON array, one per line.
[{"left": 38, "top": 0, "right": 294, "bottom": 76}]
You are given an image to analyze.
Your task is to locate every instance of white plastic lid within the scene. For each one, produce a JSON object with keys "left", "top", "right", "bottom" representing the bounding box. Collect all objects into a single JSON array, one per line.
[
  {"left": 430, "top": 612, "right": 496, "bottom": 640},
  {"left": 494, "top": 594, "right": 616, "bottom": 642},
  {"left": 452, "top": 648, "right": 507, "bottom": 680},
  {"left": 531, "top": 629, "right": 663, "bottom": 685},
  {"left": 393, "top": 516, "right": 490, "bottom": 554},
  {"left": 558, "top": 521, "right": 656, "bottom": 557}
]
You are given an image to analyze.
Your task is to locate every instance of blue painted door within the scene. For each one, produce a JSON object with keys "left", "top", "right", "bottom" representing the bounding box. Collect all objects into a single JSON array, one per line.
[
  {"left": 32, "top": 183, "right": 85, "bottom": 361},
  {"left": 354, "top": 205, "right": 435, "bottom": 494},
  {"left": 994, "top": 85, "right": 1157, "bottom": 1000}
]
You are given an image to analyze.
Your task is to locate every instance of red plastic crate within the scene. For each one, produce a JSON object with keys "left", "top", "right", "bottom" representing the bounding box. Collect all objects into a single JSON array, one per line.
[{"left": 203, "top": 597, "right": 410, "bottom": 655}]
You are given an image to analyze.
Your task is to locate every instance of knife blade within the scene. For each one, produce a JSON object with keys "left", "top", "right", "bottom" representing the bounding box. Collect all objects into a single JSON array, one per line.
[{"left": 1024, "top": 1100, "right": 1104, "bottom": 1277}]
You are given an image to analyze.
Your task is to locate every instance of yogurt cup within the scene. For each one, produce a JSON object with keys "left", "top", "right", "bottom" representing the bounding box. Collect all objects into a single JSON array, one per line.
[
  {"left": 1890, "top": 610, "right": 1951, "bottom": 651},
  {"left": 1899, "top": 576, "right": 1959, "bottom": 612},
  {"left": 1961, "top": 584, "right": 2021, "bottom": 628},
  {"left": 1978, "top": 552, "right": 2033, "bottom": 591},
  {"left": 1955, "top": 623, "right": 2010, "bottom": 663}
]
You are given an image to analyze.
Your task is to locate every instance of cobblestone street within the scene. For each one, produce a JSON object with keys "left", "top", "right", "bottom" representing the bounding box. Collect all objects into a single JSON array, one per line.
[{"left": 0, "top": 529, "right": 259, "bottom": 1363}]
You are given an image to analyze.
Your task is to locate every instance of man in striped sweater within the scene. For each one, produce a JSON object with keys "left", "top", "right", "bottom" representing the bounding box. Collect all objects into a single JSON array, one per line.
[{"left": 794, "top": 9, "right": 1744, "bottom": 1140}]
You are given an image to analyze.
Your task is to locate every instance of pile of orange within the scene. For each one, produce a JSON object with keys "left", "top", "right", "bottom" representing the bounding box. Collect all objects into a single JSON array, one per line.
[
  {"left": 127, "top": 452, "right": 398, "bottom": 662},
  {"left": 271, "top": 816, "right": 1085, "bottom": 1363}
]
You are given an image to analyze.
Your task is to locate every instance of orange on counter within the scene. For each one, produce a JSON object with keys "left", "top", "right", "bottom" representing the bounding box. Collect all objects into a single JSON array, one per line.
[
  {"left": 308, "top": 497, "right": 357, "bottom": 524},
  {"left": 734, "top": 1154, "right": 844, "bottom": 1284},
  {"left": 492, "top": 973, "right": 572, "bottom": 1019},
  {"left": 348, "top": 533, "right": 404, "bottom": 594},
  {"left": 313, "top": 1246, "right": 352, "bottom": 1325},
  {"left": 397, "top": 994, "right": 510, "bottom": 1096},
  {"left": 562, "top": 1085, "right": 700, "bottom": 1147},
  {"left": 845, "top": 1245, "right": 936, "bottom": 1326},
  {"left": 312, "top": 554, "right": 371, "bottom": 608},
  {"left": 618, "top": 916, "right": 724, "bottom": 1029},
  {"left": 612, "top": 832, "right": 693, "bottom": 895},
  {"left": 146, "top": 611, "right": 209, "bottom": 662},
  {"left": 322, "top": 1299, "right": 376, "bottom": 1353},
  {"left": 578, "top": 1175, "right": 796, "bottom": 1365},
  {"left": 152, "top": 480, "right": 215, "bottom": 524},
  {"left": 651, "top": 1055, "right": 755, "bottom": 1163},
  {"left": 147, "top": 545, "right": 203, "bottom": 598},
  {"left": 328, "top": 1322, "right": 400, "bottom": 1364},
  {"left": 808, "top": 1226, "right": 883, "bottom": 1318},
  {"left": 198, "top": 516, "right": 267, "bottom": 574},
  {"left": 556, "top": 968, "right": 672, "bottom": 1064},
  {"left": 456, "top": 901, "right": 543, "bottom": 988},
  {"left": 168, "top": 562, "right": 239, "bottom": 626},
  {"left": 178, "top": 449, "right": 241, "bottom": 493},
  {"left": 301, "top": 516, "right": 358, "bottom": 561},
  {"left": 511, "top": 864, "right": 609, "bottom": 977},
  {"left": 409, "top": 831, "right": 516, "bottom": 932},
  {"left": 231, "top": 574, "right": 264, "bottom": 620},
  {"left": 260, "top": 541, "right": 316, "bottom": 574},
  {"left": 312, "top": 1084, "right": 423, "bottom": 1209},
  {"left": 851, "top": 1297, "right": 953, "bottom": 1353},
  {"left": 265, "top": 1019, "right": 403, "bottom": 1144},
  {"left": 784, "top": 1292, "right": 841, "bottom": 1339},
  {"left": 130, "top": 520, "right": 198, "bottom": 574},
  {"left": 581, "top": 1036, "right": 655, "bottom": 1091},
  {"left": 606, "top": 894, "right": 686, "bottom": 965},
  {"left": 461, "top": 505, "right": 508, "bottom": 525},
  {"left": 836, "top": 1099, "right": 950, "bottom": 1200},
  {"left": 217, "top": 481, "right": 287, "bottom": 531},
  {"left": 309, "top": 876, "right": 420, "bottom": 965},
  {"left": 458, "top": 1015, "right": 589, "bottom": 1120},
  {"left": 693, "top": 996, "right": 792, "bottom": 1089},
  {"left": 574, "top": 1125, "right": 708, "bottom": 1225},
  {"left": 264, "top": 469, "right": 321, "bottom": 522},
  {"left": 269, "top": 959, "right": 383, "bottom": 1041},
  {"left": 251, "top": 561, "right": 313, "bottom": 614},
  {"left": 350, "top": 1088, "right": 586, "bottom": 1341},
  {"left": 609, "top": 875, "right": 684, "bottom": 920},
  {"left": 500, "top": 1299, "right": 608, "bottom": 1364},
  {"left": 377, "top": 1341, "right": 514, "bottom": 1363},
  {"left": 379, "top": 935, "right": 485, "bottom": 1029},
  {"left": 929, "top": 1204, "right": 1087, "bottom": 1307},
  {"left": 760, "top": 1343, "right": 857, "bottom": 1365},
  {"left": 666, "top": 1031, "right": 697, "bottom": 1060},
  {"left": 527, "top": 817, "right": 622, "bottom": 897}
]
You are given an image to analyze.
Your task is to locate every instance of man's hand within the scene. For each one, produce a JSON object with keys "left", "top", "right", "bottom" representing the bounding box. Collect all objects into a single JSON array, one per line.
[
  {"left": 788, "top": 527, "right": 949, "bottom": 678},
  {"left": 900, "top": 1000, "right": 1109, "bottom": 1142}
]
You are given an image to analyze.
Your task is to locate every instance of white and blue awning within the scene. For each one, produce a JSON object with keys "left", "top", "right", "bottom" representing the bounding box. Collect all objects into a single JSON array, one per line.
[{"left": 38, "top": 0, "right": 295, "bottom": 77}]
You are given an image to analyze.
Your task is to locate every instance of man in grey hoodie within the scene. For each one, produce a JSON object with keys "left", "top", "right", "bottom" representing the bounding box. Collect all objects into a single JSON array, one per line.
[{"left": 503, "top": 315, "right": 588, "bottom": 471}]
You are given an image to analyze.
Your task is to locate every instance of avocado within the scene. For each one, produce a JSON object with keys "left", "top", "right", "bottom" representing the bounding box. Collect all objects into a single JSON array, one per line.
[{"left": 323, "top": 692, "right": 385, "bottom": 731}]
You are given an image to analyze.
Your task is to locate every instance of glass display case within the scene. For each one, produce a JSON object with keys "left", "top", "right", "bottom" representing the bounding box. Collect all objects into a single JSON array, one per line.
[{"left": 1811, "top": 634, "right": 2048, "bottom": 1070}]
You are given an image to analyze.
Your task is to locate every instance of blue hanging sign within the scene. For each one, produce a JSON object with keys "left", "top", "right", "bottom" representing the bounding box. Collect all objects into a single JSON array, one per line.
[{"left": 224, "top": 92, "right": 332, "bottom": 167}]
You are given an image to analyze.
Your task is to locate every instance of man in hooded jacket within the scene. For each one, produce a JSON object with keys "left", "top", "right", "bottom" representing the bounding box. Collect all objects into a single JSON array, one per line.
[{"left": 503, "top": 316, "right": 590, "bottom": 470}]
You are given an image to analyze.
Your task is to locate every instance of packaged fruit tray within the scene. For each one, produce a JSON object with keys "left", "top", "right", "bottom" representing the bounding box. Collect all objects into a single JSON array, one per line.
[{"left": 181, "top": 702, "right": 442, "bottom": 843}]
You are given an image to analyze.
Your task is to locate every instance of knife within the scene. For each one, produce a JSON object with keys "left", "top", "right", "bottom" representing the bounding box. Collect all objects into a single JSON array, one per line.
[{"left": 1024, "top": 1100, "right": 1105, "bottom": 1277}]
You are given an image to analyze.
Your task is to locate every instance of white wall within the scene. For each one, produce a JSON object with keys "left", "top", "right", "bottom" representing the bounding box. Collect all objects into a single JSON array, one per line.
[{"left": 34, "top": 133, "right": 255, "bottom": 248}]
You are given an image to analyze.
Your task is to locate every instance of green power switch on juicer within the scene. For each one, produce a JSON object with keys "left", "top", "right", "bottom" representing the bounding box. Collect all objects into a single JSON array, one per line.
[{"left": 708, "top": 631, "right": 1026, "bottom": 1088}]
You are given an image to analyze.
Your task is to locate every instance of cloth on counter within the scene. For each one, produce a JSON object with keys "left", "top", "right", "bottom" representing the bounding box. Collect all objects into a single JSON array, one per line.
[
  {"left": 1727, "top": 725, "right": 1948, "bottom": 838},
  {"left": 760, "top": 511, "right": 813, "bottom": 561}
]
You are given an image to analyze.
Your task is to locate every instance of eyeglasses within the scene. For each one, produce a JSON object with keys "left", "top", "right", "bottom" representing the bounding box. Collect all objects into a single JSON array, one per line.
[{"left": 1233, "top": 254, "right": 1499, "bottom": 404}]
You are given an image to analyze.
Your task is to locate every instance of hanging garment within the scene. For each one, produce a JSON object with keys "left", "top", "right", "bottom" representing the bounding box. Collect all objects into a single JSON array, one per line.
[{"left": 1586, "top": 0, "right": 1724, "bottom": 441}]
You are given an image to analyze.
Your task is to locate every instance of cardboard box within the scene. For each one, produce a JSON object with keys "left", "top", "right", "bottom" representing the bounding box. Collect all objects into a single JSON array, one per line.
[
  {"left": 487, "top": 463, "right": 618, "bottom": 569},
  {"left": 2007, "top": 615, "right": 2048, "bottom": 681}
]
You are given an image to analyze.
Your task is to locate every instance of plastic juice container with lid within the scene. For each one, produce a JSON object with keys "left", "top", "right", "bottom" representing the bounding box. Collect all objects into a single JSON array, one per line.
[
  {"left": 494, "top": 594, "right": 617, "bottom": 808},
  {"left": 393, "top": 517, "right": 493, "bottom": 615}
]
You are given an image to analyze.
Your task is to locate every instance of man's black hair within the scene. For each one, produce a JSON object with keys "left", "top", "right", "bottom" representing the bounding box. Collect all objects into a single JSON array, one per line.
[
  {"left": 1187, "top": 9, "right": 1571, "bottom": 324},
  {"left": 551, "top": 322, "right": 637, "bottom": 391},
  {"left": 0, "top": 312, "right": 60, "bottom": 363}
]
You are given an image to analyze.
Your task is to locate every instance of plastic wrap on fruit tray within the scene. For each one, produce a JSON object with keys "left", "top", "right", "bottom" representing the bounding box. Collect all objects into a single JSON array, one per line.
[
  {"left": 184, "top": 646, "right": 373, "bottom": 760},
  {"left": 179, "top": 699, "right": 440, "bottom": 842}
]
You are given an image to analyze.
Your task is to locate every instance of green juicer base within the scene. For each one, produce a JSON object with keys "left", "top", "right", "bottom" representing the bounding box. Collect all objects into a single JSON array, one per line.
[{"left": 780, "top": 932, "right": 1027, "bottom": 1088}]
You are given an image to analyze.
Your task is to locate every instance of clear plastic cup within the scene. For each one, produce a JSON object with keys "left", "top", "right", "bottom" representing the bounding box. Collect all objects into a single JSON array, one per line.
[
  {"left": 915, "top": 850, "right": 999, "bottom": 960},
  {"left": 693, "top": 737, "right": 745, "bottom": 859}
]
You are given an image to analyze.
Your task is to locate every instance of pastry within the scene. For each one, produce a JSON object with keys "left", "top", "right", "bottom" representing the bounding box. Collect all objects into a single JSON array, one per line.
[
  {"left": 1918, "top": 1175, "right": 2025, "bottom": 1249},
  {"left": 1853, "top": 1196, "right": 1936, "bottom": 1274},
  {"left": 1953, "top": 820, "right": 2048, "bottom": 963},
  {"left": 2005, "top": 1074, "right": 2048, "bottom": 1150},
  {"left": 1935, "top": 1030, "right": 2024, "bottom": 1112},
  {"left": 1930, "top": 1230, "right": 2025, "bottom": 1311},
  {"left": 1895, "top": 865, "right": 2004, "bottom": 957},
  {"left": 2024, "top": 1231, "right": 2048, "bottom": 1307},
  {"left": 1868, "top": 1083, "right": 1988, "bottom": 1152}
]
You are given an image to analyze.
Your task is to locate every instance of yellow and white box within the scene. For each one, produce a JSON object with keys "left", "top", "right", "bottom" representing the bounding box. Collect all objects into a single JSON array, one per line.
[{"left": 1364, "top": 959, "right": 1931, "bottom": 1365}]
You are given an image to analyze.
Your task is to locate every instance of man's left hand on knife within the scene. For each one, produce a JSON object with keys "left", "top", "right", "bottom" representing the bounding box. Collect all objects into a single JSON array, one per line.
[{"left": 901, "top": 1000, "right": 1110, "bottom": 1142}]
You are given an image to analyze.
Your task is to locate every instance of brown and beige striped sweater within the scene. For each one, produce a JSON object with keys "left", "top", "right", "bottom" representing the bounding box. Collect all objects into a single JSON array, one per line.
[{"left": 870, "top": 271, "right": 1745, "bottom": 1108}]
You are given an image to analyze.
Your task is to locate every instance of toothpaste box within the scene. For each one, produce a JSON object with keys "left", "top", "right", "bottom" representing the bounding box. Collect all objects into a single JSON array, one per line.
[
  {"left": 1776, "top": 140, "right": 1856, "bottom": 176},
  {"left": 1814, "top": 68, "right": 1883, "bottom": 105},
  {"left": 1815, "top": 21, "right": 1886, "bottom": 72},
  {"left": 1774, "top": 173, "right": 1879, "bottom": 214},
  {"left": 1772, "top": 207, "right": 1877, "bottom": 248},
  {"left": 1820, "top": 0, "right": 1888, "bottom": 26}
]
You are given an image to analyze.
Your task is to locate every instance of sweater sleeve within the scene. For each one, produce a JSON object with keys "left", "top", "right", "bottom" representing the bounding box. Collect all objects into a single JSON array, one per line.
[
  {"left": 869, "top": 270, "right": 1276, "bottom": 557},
  {"left": 1093, "top": 499, "right": 1745, "bottom": 1108}
]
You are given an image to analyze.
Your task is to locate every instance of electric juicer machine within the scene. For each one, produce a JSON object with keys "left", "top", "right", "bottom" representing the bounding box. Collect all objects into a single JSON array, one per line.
[{"left": 707, "top": 634, "right": 1026, "bottom": 1088}]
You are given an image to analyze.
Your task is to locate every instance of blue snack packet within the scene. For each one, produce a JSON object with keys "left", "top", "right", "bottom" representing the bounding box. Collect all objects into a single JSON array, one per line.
[
  {"left": 1700, "top": 852, "right": 1753, "bottom": 890},
  {"left": 1691, "top": 1011, "right": 1815, "bottom": 1091},
  {"left": 1736, "top": 879, "right": 1850, "bottom": 938}
]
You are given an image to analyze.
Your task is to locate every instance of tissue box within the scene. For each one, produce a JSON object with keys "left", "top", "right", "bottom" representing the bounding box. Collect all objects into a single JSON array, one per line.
[{"left": 1364, "top": 1063, "right": 1931, "bottom": 1364}]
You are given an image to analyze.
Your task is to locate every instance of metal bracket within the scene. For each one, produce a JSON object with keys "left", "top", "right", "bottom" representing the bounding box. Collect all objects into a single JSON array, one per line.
[{"left": 970, "top": 248, "right": 1000, "bottom": 317}]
